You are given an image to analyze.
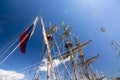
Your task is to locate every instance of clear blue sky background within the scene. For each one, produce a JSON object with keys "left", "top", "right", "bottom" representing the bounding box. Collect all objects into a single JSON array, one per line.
[{"left": 0, "top": 0, "right": 120, "bottom": 79}]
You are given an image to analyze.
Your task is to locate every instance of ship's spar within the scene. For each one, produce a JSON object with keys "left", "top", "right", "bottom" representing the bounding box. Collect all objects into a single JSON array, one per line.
[
  {"left": 33, "top": 15, "right": 101, "bottom": 80},
  {"left": 0, "top": 14, "right": 105, "bottom": 80}
]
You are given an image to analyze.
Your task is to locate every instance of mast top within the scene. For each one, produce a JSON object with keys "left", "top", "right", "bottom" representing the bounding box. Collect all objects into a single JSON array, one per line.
[{"left": 101, "top": 27, "right": 106, "bottom": 32}]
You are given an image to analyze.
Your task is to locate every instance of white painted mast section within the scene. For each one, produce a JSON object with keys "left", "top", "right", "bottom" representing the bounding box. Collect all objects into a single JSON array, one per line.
[{"left": 40, "top": 15, "right": 57, "bottom": 80}]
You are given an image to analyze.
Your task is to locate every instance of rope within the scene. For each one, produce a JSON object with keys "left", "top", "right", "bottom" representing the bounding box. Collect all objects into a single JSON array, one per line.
[
  {"left": 53, "top": 34, "right": 73, "bottom": 80},
  {"left": 0, "top": 38, "right": 18, "bottom": 59},
  {"left": 0, "top": 26, "right": 27, "bottom": 59},
  {"left": 5, "top": 48, "right": 46, "bottom": 80},
  {"left": 52, "top": 45, "right": 60, "bottom": 80},
  {"left": 0, "top": 34, "right": 28, "bottom": 64},
  {"left": 5, "top": 62, "right": 40, "bottom": 80},
  {"left": 58, "top": 62, "right": 71, "bottom": 79}
]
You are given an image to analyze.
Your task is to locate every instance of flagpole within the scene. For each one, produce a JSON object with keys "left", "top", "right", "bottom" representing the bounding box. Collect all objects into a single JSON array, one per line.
[{"left": 40, "top": 15, "right": 57, "bottom": 80}]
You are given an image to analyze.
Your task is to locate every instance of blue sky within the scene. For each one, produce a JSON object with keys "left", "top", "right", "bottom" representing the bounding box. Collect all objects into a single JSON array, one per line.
[{"left": 0, "top": 0, "right": 120, "bottom": 79}]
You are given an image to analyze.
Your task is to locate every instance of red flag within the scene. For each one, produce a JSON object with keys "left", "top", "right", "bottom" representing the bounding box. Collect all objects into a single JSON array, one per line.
[
  {"left": 20, "top": 16, "right": 39, "bottom": 53},
  {"left": 20, "top": 24, "right": 33, "bottom": 53}
]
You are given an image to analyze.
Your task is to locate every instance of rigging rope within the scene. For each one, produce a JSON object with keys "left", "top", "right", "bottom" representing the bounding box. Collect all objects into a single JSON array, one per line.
[
  {"left": 0, "top": 34, "right": 28, "bottom": 64},
  {"left": 52, "top": 45, "right": 61, "bottom": 80},
  {"left": 0, "top": 26, "right": 27, "bottom": 59},
  {"left": 53, "top": 34, "right": 73, "bottom": 80},
  {"left": 0, "top": 39, "right": 18, "bottom": 59},
  {"left": 5, "top": 47, "right": 47, "bottom": 80}
]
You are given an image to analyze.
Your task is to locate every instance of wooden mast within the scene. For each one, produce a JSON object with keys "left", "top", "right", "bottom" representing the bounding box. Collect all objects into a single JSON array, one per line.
[
  {"left": 69, "top": 47, "right": 78, "bottom": 80},
  {"left": 74, "top": 38, "right": 89, "bottom": 80},
  {"left": 77, "top": 49, "right": 99, "bottom": 80},
  {"left": 63, "top": 26, "right": 78, "bottom": 80},
  {"left": 79, "top": 50, "right": 90, "bottom": 80},
  {"left": 40, "top": 15, "right": 57, "bottom": 80},
  {"left": 74, "top": 37, "right": 90, "bottom": 80},
  {"left": 70, "top": 48, "right": 78, "bottom": 80}
]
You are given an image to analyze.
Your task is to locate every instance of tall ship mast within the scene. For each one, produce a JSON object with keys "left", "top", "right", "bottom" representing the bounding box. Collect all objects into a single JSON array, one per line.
[
  {"left": 30, "top": 15, "right": 104, "bottom": 80},
  {"left": 0, "top": 14, "right": 107, "bottom": 80}
]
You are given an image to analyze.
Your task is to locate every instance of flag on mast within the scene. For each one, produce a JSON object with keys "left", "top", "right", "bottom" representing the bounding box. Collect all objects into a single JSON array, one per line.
[{"left": 20, "top": 16, "right": 39, "bottom": 53}]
